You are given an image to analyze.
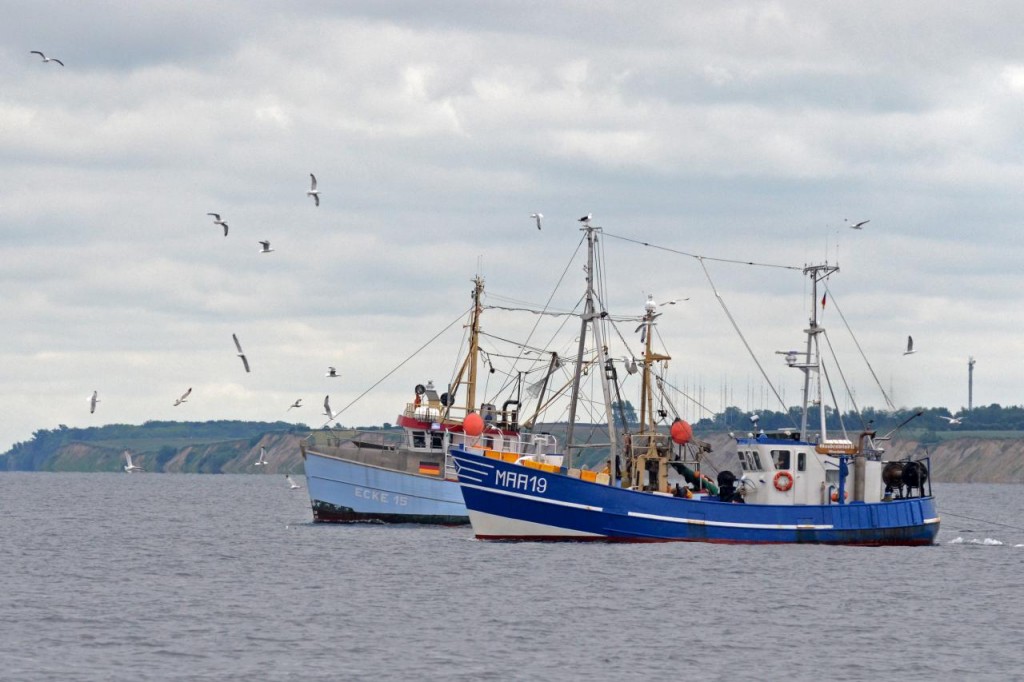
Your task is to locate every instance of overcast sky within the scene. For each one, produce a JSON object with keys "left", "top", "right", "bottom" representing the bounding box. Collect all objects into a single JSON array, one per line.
[{"left": 3, "top": 1, "right": 1022, "bottom": 452}]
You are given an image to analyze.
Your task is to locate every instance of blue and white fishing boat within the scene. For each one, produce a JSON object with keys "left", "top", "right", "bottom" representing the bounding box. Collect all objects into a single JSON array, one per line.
[
  {"left": 451, "top": 226, "right": 939, "bottom": 545},
  {"left": 301, "top": 276, "right": 558, "bottom": 523}
]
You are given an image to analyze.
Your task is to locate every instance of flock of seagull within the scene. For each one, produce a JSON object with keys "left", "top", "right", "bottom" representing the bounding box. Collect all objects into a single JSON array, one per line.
[
  {"left": 80, "top": 164, "right": 334, "bottom": 474},
  {"left": 32, "top": 38, "right": 337, "bottom": 474},
  {"left": 93, "top": 167, "right": 334, "bottom": 474}
]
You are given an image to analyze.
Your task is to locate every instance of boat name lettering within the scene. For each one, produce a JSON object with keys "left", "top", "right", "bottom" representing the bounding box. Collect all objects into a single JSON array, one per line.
[
  {"left": 495, "top": 469, "right": 547, "bottom": 494},
  {"left": 354, "top": 487, "right": 408, "bottom": 506}
]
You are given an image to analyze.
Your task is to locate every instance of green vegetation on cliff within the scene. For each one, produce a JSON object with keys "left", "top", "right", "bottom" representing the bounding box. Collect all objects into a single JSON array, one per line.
[{"left": 2, "top": 420, "right": 311, "bottom": 472}]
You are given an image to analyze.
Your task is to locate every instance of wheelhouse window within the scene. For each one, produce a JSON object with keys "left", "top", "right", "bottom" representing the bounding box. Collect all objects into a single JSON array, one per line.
[
  {"left": 738, "top": 450, "right": 764, "bottom": 472},
  {"left": 412, "top": 431, "right": 426, "bottom": 448},
  {"left": 797, "top": 452, "right": 806, "bottom": 472},
  {"left": 430, "top": 432, "right": 444, "bottom": 449},
  {"left": 771, "top": 450, "right": 791, "bottom": 470}
]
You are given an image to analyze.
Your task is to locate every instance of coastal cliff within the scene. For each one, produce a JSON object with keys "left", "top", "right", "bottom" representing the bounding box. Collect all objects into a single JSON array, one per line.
[{"left": 4, "top": 422, "right": 1023, "bottom": 483}]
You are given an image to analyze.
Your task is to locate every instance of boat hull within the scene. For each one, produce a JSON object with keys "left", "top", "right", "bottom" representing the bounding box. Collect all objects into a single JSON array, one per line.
[
  {"left": 304, "top": 449, "right": 469, "bottom": 524},
  {"left": 452, "top": 448, "right": 939, "bottom": 545}
]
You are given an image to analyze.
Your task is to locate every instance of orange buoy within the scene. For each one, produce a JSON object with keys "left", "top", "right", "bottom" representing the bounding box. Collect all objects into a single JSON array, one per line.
[
  {"left": 670, "top": 419, "right": 692, "bottom": 445},
  {"left": 464, "top": 412, "right": 484, "bottom": 437}
]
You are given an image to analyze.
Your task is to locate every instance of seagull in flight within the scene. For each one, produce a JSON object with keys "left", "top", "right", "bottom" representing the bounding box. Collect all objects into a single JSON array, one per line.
[
  {"left": 939, "top": 415, "right": 963, "bottom": 426},
  {"left": 30, "top": 51, "right": 64, "bottom": 66},
  {"left": 307, "top": 173, "right": 320, "bottom": 206},
  {"left": 258, "top": 240, "right": 274, "bottom": 254},
  {"left": 286, "top": 474, "right": 302, "bottom": 490},
  {"left": 578, "top": 213, "right": 592, "bottom": 224},
  {"left": 288, "top": 398, "right": 303, "bottom": 411},
  {"left": 233, "top": 333, "right": 251, "bottom": 372},
  {"left": 123, "top": 451, "right": 143, "bottom": 473},
  {"left": 173, "top": 387, "right": 192, "bottom": 406},
  {"left": 326, "top": 366, "right": 339, "bottom": 378},
  {"left": 89, "top": 390, "right": 100, "bottom": 414},
  {"left": 530, "top": 213, "right": 543, "bottom": 230},
  {"left": 846, "top": 219, "right": 870, "bottom": 229},
  {"left": 323, "top": 394, "right": 334, "bottom": 419},
  {"left": 207, "top": 213, "right": 229, "bottom": 236},
  {"left": 254, "top": 447, "right": 268, "bottom": 466},
  {"left": 903, "top": 336, "right": 917, "bottom": 355}
]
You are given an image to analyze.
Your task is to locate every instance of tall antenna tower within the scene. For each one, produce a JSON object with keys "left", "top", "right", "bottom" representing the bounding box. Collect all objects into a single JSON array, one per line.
[{"left": 968, "top": 356, "right": 976, "bottom": 410}]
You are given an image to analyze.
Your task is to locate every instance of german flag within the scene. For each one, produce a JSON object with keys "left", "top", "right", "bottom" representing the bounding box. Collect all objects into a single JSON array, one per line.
[{"left": 418, "top": 461, "right": 441, "bottom": 476}]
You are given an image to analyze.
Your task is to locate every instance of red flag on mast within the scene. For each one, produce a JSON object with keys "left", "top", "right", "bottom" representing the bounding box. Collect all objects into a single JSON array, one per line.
[{"left": 821, "top": 293, "right": 827, "bottom": 309}]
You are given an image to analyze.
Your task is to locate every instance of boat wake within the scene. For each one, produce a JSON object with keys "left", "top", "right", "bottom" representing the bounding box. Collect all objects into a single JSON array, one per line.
[{"left": 947, "top": 536, "right": 1009, "bottom": 546}]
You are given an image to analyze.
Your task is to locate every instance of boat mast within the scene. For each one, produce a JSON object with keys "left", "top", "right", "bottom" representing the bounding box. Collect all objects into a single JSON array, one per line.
[
  {"left": 800, "top": 264, "right": 838, "bottom": 440},
  {"left": 445, "top": 276, "right": 484, "bottom": 421},
  {"left": 638, "top": 298, "right": 671, "bottom": 435},
  {"left": 629, "top": 296, "right": 671, "bottom": 490},
  {"left": 566, "top": 224, "right": 603, "bottom": 468}
]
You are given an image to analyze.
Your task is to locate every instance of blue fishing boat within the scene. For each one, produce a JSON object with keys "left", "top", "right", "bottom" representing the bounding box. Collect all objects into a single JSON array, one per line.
[{"left": 451, "top": 226, "right": 940, "bottom": 545}]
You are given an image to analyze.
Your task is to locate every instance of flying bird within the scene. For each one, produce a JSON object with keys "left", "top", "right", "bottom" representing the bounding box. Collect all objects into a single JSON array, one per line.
[
  {"left": 326, "top": 366, "right": 339, "bottom": 378},
  {"left": 939, "top": 415, "right": 963, "bottom": 426},
  {"left": 903, "top": 336, "right": 917, "bottom": 355},
  {"left": 286, "top": 474, "right": 302, "bottom": 490},
  {"left": 323, "top": 394, "right": 334, "bottom": 419},
  {"left": 530, "top": 213, "right": 543, "bottom": 230},
  {"left": 123, "top": 451, "right": 143, "bottom": 473},
  {"left": 288, "top": 398, "right": 303, "bottom": 411},
  {"left": 173, "top": 387, "right": 192, "bottom": 406},
  {"left": 30, "top": 51, "right": 64, "bottom": 66},
  {"left": 578, "top": 213, "right": 592, "bottom": 224},
  {"left": 254, "top": 447, "right": 268, "bottom": 466},
  {"left": 89, "top": 390, "right": 99, "bottom": 414},
  {"left": 846, "top": 219, "right": 870, "bottom": 229},
  {"left": 207, "top": 213, "right": 229, "bottom": 236},
  {"left": 232, "top": 333, "right": 251, "bottom": 372},
  {"left": 258, "top": 240, "right": 274, "bottom": 253},
  {"left": 307, "top": 173, "right": 320, "bottom": 206}
]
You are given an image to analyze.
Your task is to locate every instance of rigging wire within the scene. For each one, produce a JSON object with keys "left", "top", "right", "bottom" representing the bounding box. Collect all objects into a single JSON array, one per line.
[
  {"left": 654, "top": 365, "right": 718, "bottom": 421},
  {"left": 322, "top": 304, "right": 474, "bottom": 427},
  {"left": 465, "top": 234, "right": 589, "bottom": 416},
  {"left": 697, "top": 258, "right": 797, "bottom": 428},
  {"left": 602, "top": 231, "right": 804, "bottom": 271},
  {"left": 820, "top": 329, "right": 869, "bottom": 431},
  {"left": 822, "top": 283, "right": 896, "bottom": 412},
  {"left": 483, "top": 305, "right": 581, "bottom": 318},
  {"left": 818, "top": 360, "right": 848, "bottom": 438},
  {"left": 939, "top": 511, "right": 1024, "bottom": 533}
]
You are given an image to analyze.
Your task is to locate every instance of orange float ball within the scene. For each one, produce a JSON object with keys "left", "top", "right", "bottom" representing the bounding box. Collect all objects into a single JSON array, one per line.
[
  {"left": 670, "top": 419, "right": 692, "bottom": 445},
  {"left": 464, "top": 412, "right": 484, "bottom": 437}
]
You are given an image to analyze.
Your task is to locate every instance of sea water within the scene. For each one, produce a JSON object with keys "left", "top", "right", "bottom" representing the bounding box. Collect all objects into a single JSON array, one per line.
[{"left": 2, "top": 474, "right": 1022, "bottom": 681}]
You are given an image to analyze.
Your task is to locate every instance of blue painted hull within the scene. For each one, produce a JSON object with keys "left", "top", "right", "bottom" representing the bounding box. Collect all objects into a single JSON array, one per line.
[
  {"left": 304, "top": 450, "right": 469, "bottom": 524},
  {"left": 451, "top": 447, "right": 939, "bottom": 545}
]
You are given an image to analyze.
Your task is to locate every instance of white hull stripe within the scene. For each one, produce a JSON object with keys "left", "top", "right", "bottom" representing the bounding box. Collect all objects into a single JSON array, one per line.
[
  {"left": 468, "top": 510, "right": 600, "bottom": 538},
  {"left": 452, "top": 457, "right": 494, "bottom": 484},
  {"left": 627, "top": 510, "right": 833, "bottom": 530},
  {"left": 924, "top": 517, "right": 941, "bottom": 524},
  {"left": 458, "top": 482, "right": 604, "bottom": 512}
]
